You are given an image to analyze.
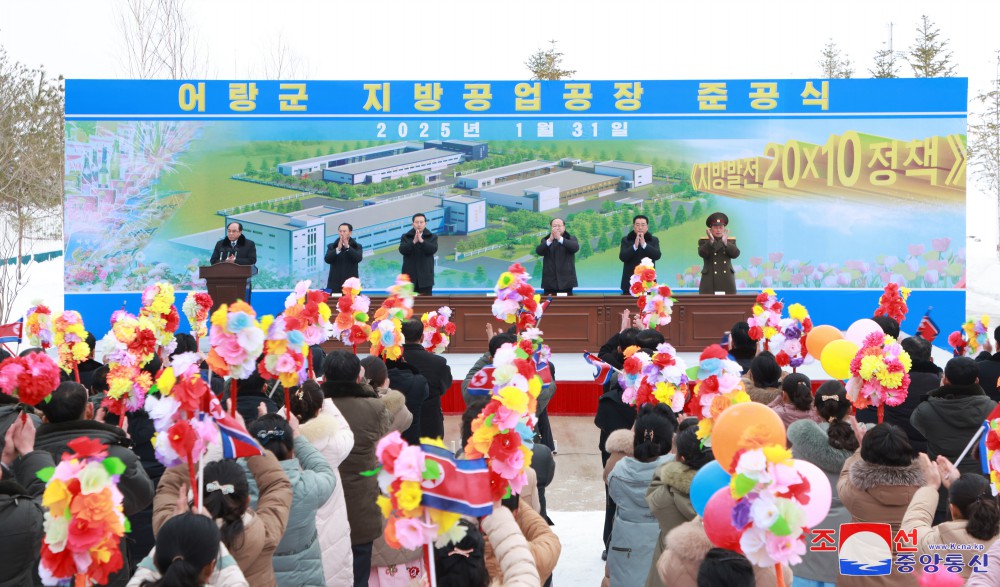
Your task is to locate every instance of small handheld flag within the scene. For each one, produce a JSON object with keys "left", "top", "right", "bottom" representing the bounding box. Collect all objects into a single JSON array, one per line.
[
  {"left": 583, "top": 352, "right": 614, "bottom": 385},
  {"left": 916, "top": 309, "right": 939, "bottom": 343},
  {"left": 467, "top": 365, "right": 495, "bottom": 395}
]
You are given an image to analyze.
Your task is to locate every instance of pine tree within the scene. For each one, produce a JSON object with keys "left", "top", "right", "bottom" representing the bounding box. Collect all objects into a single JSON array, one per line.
[
  {"left": 970, "top": 51, "right": 1000, "bottom": 259},
  {"left": 525, "top": 40, "right": 576, "bottom": 81},
  {"left": 818, "top": 39, "right": 854, "bottom": 78},
  {"left": 907, "top": 15, "right": 956, "bottom": 77},
  {"left": 870, "top": 45, "right": 901, "bottom": 78}
]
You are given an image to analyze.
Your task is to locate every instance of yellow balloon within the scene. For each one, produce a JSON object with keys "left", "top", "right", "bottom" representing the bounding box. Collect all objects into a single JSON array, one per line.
[{"left": 820, "top": 339, "right": 860, "bottom": 380}]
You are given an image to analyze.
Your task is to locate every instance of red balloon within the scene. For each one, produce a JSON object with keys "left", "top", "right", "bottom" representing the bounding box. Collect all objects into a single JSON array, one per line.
[{"left": 703, "top": 487, "right": 744, "bottom": 552}]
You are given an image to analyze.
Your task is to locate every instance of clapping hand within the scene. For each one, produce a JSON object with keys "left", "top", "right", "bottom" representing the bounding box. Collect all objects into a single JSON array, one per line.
[
  {"left": 485, "top": 323, "right": 496, "bottom": 339},
  {"left": 414, "top": 232, "right": 423, "bottom": 244},
  {"left": 937, "top": 455, "right": 958, "bottom": 489},
  {"left": 918, "top": 453, "right": 942, "bottom": 488},
  {"left": 721, "top": 228, "right": 729, "bottom": 245},
  {"left": 620, "top": 309, "right": 631, "bottom": 332},
  {"left": 705, "top": 228, "right": 714, "bottom": 242},
  {"left": 636, "top": 232, "right": 645, "bottom": 247}
]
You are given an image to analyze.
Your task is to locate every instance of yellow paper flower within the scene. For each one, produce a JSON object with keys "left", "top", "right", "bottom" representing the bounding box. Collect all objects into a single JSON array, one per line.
[
  {"left": 467, "top": 420, "right": 496, "bottom": 456},
  {"left": 728, "top": 390, "right": 751, "bottom": 405},
  {"left": 527, "top": 376, "right": 541, "bottom": 398},
  {"left": 377, "top": 494, "right": 392, "bottom": 518},
  {"left": 259, "top": 314, "right": 274, "bottom": 333},
  {"left": 317, "top": 303, "right": 332, "bottom": 321},
  {"left": 763, "top": 444, "right": 793, "bottom": 464},
  {"left": 397, "top": 480, "right": 422, "bottom": 512},
  {"left": 859, "top": 355, "right": 883, "bottom": 380},
  {"left": 42, "top": 479, "right": 72, "bottom": 515},
  {"left": 763, "top": 326, "right": 777, "bottom": 339},
  {"left": 157, "top": 367, "right": 176, "bottom": 395},
  {"left": 429, "top": 508, "right": 461, "bottom": 534},
  {"left": 876, "top": 370, "right": 904, "bottom": 389},
  {"left": 211, "top": 305, "right": 229, "bottom": 327},
  {"left": 696, "top": 418, "right": 713, "bottom": 441},
  {"left": 497, "top": 386, "right": 529, "bottom": 414},
  {"left": 788, "top": 303, "right": 807, "bottom": 322},
  {"left": 654, "top": 382, "right": 677, "bottom": 404},
  {"left": 898, "top": 350, "right": 912, "bottom": 372}
]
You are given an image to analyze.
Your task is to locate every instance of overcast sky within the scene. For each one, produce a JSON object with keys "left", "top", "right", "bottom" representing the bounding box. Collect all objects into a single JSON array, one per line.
[{"left": 2, "top": 0, "right": 998, "bottom": 95}]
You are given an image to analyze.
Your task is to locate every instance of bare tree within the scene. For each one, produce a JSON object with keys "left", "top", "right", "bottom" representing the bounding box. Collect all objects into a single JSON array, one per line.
[
  {"left": 0, "top": 46, "right": 64, "bottom": 323},
  {"left": 525, "top": 40, "right": 576, "bottom": 81},
  {"left": 262, "top": 33, "right": 307, "bottom": 80},
  {"left": 115, "top": 0, "right": 206, "bottom": 79},
  {"left": 970, "top": 51, "right": 1000, "bottom": 259},
  {"left": 907, "top": 15, "right": 956, "bottom": 77},
  {"left": 818, "top": 39, "right": 854, "bottom": 78}
]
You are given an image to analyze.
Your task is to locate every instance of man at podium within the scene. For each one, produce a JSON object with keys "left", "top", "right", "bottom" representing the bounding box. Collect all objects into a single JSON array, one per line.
[
  {"left": 210, "top": 222, "right": 257, "bottom": 300},
  {"left": 698, "top": 212, "right": 740, "bottom": 294}
]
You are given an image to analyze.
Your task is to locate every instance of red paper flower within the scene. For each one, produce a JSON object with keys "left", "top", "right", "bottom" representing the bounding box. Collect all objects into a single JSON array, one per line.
[
  {"left": 775, "top": 352, "right": 790, "bottom": 367},
  {"left": 164, "top": 306, "right": 180, "bottom": 333},
  {"left": 699, "top": 375, "right": 720, "bottom": 394},
  {"left": 41, "top": 543, "right": 76, "bottom": 578},
  {"left": 748, "top": 325, "right": 764, "bottom": 341},
  {"left": 489, "top": 430, "right": 522, "bottom": 462},
  {"left": 67, "top": 437, "right": 110, "bottom": 460},
  {"left": 987, "top": 430, "right": 1000, "bottom": 452},
  {"left": 488, "top": 468, "right": 509, "bottom": 501},
  {"left": 629, "top": 281, "right": 645, "bottom": 295},
  {"left": 513, "top": 358, "right": 536, "bottom": 380},
  {"left": 167, "top": 420, "right": 197, "bottom": 457},
  {"left": 349, "top": 325, "right": 370, "bottom": 345},
  {"left": 699, "top": 344, "right": 729, "bottom": 361},
  {"left": 640, "top": 268, "right": 656, "bottom": 283},
  {"left": 444, "top": 322, "right": 457, "bottom": 336}
]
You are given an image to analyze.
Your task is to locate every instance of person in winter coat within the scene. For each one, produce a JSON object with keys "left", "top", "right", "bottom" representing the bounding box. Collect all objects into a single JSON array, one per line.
[
  {"left": 153, "top": 454, "right": 293, "bottom": 587},
  {"left": 128, "top": 513, "right": 249, "bottom": 587},
  {"left": 902, "top": 454, "right": 1000, "bottom": 580},
  {"left": 787, "top": 381, "right": 858, "bottom": 587},
  {"left": 768, "top": 372, "right": 822, "bottom": 429},
  {"left": 401, "top": 319, "right": 453, "bottom": 439},
  {"left": 728, "top": 322, "right": 757, "bottom": 373},
  {"left": 292, "top": 380, "right": 356, "bottom": 587},
  {"left": 398, "top": 213, "right": 438, "bottom": 294},
  {"left": 645, "top": 422, "right": 712, "bottom": 587},
  {"left": 322, "top": 351, "right": 391, "bottom": 587},
  {"left": 435, "top": 510, "right": 542, "bottom": 587},
  {"left": 484, "top": 498, "right": 561, "bottom": 584},
  {"left": 619, "top": 214, "right": 662, "bottom": 294},
  {"left": 697, "top": 548, "right": 756, "bottom": 587},
  {"left": 384, "top": 357, "right": 429, "bottom": 445},
  {"left": 230, "top": 369, "right": 279, "bottom": 427},
  {"left": 325, "top": 222, "right": 363, "bottom": 292},
  {"left": 975, "top": 326, "right": 1000, "bottom": 402},
  {"left": 655, "top": 517, "right": 792, "bottom": 587},
  {"left": 360, "top": 356, "right": 413, "bottom": 435},
  {"left": 838, "top": 423, "right": 925, "bottom": 587},
  {"left": 247, "top": 413, "right": 336, "bottom": 587},
  {"left": 36, "top": 381, "right": 155, "bottom": 587},
  {"left": 535, "top": 217, "right": 579, "bottom": 295},
  {"left": 0, "top": 412, "right": 53, "bottom": 587},
  {"left": 967, "top": 532, "right": 1000, "bottom": 586},
  {"left": 530, "top": 442, "right": 556, "bottom": 524},
  {"left": 743, "top": 351, "right": 784, "bottom": 405},
  {"left": 857, "top": 336, "right": 939, "bottom": 452},
  {"left": 911, "top": 356, "right": 997, "bottom": 524},
  {"left": 461, "top": 334, "right": 515, "bottom": 412},
  {"left": 603, "top": 404, "right": 678, "bottom": 587}
]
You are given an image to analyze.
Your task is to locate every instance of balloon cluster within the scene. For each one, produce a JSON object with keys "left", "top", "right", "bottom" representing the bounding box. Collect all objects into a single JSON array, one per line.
[
  {"left": 464, "top": 342, "right": 540, "bottom": 501},
  {"left": 139, "top": 281, "right": 180, "bottom": 353},
  {"left": 747, "top": 289, "right": 783, "bottom": 343},
  {"left": 181, "top": 291, "right": 214, "bottom": 341},
  {"left": 53, "top": 310, "right": 91, "bottom": 377},
  {"left": 492, "top": 263, "right": 543, "bottom": 331},
  {"left": 874, "top": 282, "right": 911, "bottom": 325},
  {"left": 949, "top": 315, "right": 990, "bottom": 357},
  {"left": 628, "top": 257, "right": 674, "bottom": 328},
  {"left": 771, "top": 303, "right": 813, "bottom": 369},
  {"left": 812, "top": 318, "right": 884, "bottom": 381},
  {"left": 25, "top": 303, "right": 54, "bottom": 349},
  {"left": 0, "top": 351, "right": 61, "bottom": 405},
  {"left": 147, "top": 352, "right": 218, "bottom": 467},
  {"left": 846, "top": 331, "right": 912, "bottom": 422},
  {"left": 38, "top": 438, "right": 128, "bottom": 586},
  {"left": 691, "top": 345, "right": 750, "bottom": 443},
  {"left": 331, "top": 277, "right": 372, "bottom": 348},
  {"left": 375, "top": 432, "right": 467, "bottom": 550},
  {"left": 205, "top": 301, "right": 265, "bottom": 379},
  {"left": 369, "top": 275, "right": 415, "bottom": 360},
  {"left": 421, "top": 307, "right": 456, "bottom": 354},
  {"left": 619, "top": 344, "right": 690, "bottom": 411},
  {"left": 696, "top": 403, "right": 832, "bottom": 571}
]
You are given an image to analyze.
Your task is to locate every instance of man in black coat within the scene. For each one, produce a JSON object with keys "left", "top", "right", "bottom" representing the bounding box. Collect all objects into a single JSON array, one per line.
[
  {"left": 385, "top": 358, "right": 429, "bottom": 445},
  {"left": 210, "top": 222, "right": 257, "bottom": 302},
  {"left": 399, "top": 213, "right": 438, "bottom": 295},
  {"left": 618, "top": 214, "right": 661, "bottom": 294},
  {"left": 325, "top": 222, "right": 363, "bottom": 292},
  {"left": 535, "top": 217, "right": 579, "bottom": 295},
  {"left": 400, "top": 319, "right": 452, "bottom": 439},
  {"left": 975, "top": 326, "right": 1000, "bottom": 402}
]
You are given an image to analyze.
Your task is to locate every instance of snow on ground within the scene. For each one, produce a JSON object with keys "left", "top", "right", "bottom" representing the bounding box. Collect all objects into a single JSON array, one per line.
[{"left": 550, "top": 511, "right": 607, "bottom": 583}]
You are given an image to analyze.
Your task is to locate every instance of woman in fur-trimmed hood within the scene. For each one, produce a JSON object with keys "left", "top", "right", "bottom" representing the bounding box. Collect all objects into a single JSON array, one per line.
[
  {"left": 643, "top": 422, "right": 711, "bottom": 587},
  {"left": 837, "top": 423, "right": 925, "bottom": 587}
]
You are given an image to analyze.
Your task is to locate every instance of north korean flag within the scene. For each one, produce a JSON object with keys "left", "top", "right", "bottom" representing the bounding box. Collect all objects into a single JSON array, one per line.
[
  {"left": 0, "top": 319, "right": 22, "bottom": 344},
  {"left": 420, "top": 443, "right": 492, "bottom": 517},
  {"left": 583, "top": 352, "right": 613, "bottom": 385},
  {"left": 468, "top": 365, "right": 495, "bottom": 396}
]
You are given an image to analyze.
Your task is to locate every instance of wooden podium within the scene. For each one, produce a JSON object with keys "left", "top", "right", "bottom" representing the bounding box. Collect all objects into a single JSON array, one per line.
[
  {"left": 323, "top": 294, "right": 755, "bottom": 354},
  {"left": 199, "top": 263, "right": 252, "bottom": 311}
]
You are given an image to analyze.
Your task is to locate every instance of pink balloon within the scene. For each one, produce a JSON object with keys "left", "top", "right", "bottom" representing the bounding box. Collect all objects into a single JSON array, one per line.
[
  {"left": 793, "top": 459, "right": 832, "bottom": 527},
  {"left": 703, "top": 487, "right": 743, "bottom": 552},
  {"left": 845, "top": 318, "right": 883, "bottom": 347}
]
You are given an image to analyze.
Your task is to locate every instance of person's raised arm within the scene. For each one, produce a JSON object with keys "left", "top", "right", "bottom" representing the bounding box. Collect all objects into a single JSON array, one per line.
[
  {"left": 562, "top": 233, "right": 580, "bottom": 253},
  {"left": 324, "top": 242, "right": 337, "bottom": 264},
  {"left": 399, "top": 234, "right": 413, "bottom": 256},
  {"left": 347, "top": 240, "right": 363, "bottom": 263},
  {"left": 422, "top": 232, "right": 439, "bottom": 255},
  {"left": 645, "top": 234, "right": 662, "bottom": 261}
]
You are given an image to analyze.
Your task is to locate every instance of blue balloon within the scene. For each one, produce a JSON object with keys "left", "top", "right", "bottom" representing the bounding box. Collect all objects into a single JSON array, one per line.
[{"left": 690, "top": 460, "right": 731, "bottom": 517}]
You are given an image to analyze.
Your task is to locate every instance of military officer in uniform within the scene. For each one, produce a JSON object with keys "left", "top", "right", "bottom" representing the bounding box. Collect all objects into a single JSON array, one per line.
[{"left": 698, "top": 212, "right": 740, "bottom": 294}]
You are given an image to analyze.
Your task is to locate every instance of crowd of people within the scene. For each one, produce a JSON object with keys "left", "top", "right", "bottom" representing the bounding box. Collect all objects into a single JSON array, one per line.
[{"left": 5, "top": 306, "right": 1000, "bottom": 586}]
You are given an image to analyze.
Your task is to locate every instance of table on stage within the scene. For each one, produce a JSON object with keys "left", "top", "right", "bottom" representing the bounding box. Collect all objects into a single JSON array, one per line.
[{"left": 323, "top": 293, "right": 755, "bottom": 354}]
